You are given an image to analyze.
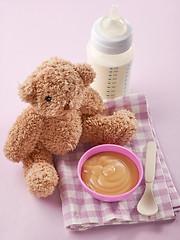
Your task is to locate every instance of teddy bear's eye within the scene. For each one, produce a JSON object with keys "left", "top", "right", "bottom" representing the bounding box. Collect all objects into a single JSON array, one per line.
[{"left": 45, "top": 96, "right": 52, "bottom": 102}]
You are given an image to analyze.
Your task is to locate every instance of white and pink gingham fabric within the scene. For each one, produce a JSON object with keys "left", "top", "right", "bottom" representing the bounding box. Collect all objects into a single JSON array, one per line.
[{"left": 55, "top": 94, "right": 180, "bottom": 231}]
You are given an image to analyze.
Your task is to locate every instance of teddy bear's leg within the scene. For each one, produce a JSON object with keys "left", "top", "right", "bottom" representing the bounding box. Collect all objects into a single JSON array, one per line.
[
  {"left": 80, "top": 109, "right": 137, "bottom": 146},
  {"left": 22, "top": 142, "right": 58, "bottom": 198}
]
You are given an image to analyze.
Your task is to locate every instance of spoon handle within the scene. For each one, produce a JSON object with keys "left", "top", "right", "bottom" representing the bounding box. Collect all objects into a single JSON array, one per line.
[{"left": 145, "top": 141, "right": 157, "bottom": 183}]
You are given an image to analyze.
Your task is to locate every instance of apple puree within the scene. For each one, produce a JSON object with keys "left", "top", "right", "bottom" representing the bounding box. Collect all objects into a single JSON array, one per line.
[{"left": 81, "top": 151, "right": 139, "bottom": 195}]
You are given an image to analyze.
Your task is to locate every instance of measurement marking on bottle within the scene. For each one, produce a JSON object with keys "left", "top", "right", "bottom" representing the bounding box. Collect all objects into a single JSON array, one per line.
[{"left": 103, "top": 63, "right": 132, "bottom": 98}]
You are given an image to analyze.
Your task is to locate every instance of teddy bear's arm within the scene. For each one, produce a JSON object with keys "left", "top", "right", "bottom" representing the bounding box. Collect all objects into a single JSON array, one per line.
[
  {"left": 80, "top": 87, "right": 104, "bottom": 116},
  {"left": 3, "top": 106, "right": 43, "bottom": 163}
]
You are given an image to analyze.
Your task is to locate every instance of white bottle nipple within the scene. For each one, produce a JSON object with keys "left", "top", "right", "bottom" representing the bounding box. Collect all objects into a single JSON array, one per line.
[
  {"left": 100, "top": 5, "right": 127, "bottom": 37},
  {"left": 90, "top": 4, "right": 133, "bottom": 54}
]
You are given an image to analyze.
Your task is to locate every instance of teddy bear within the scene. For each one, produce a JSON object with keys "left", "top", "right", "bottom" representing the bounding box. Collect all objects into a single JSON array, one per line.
[{"left": 3, "top": 57, "right": 137, "bottom": 198}]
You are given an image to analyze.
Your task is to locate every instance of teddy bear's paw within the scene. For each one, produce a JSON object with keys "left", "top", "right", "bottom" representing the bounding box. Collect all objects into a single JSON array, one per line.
[
  {"left": 112, "top": 109, "right": 138, "bottom": 145},
  {"left": 25, "top": 162, "right": 59, "bottom": 198},
  {"left": 81, "top": 109, "right": 137, "bottom": 146}
]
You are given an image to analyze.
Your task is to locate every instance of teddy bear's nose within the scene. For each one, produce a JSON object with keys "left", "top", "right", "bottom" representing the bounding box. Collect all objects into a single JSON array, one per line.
[{"left": 64, "top": 103, "right": 70, "bottom": 110}]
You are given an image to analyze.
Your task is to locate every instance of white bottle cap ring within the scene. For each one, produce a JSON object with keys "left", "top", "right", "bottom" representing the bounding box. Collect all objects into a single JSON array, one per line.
[{"left": 91, "top": 17, "right": 133, "bottom": 55}]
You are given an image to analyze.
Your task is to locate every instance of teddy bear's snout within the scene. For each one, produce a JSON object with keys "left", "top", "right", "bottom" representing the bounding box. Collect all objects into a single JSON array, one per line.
[{"left": 64, "top": 103, "right": 70, "bottom": 110}]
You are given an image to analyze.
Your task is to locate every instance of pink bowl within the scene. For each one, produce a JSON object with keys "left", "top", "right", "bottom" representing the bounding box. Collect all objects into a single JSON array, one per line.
[{"left": 77, "top": 144, "right": 143, "bottom": 202}]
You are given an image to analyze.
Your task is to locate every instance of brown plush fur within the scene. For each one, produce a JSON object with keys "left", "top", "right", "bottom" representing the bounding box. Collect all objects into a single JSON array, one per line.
[{"left": 3, "top": 57, "right": 137, "bottom": 198}]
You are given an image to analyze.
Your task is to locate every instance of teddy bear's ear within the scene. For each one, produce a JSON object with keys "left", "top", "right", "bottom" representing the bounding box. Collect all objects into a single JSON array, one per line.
[
  {"left": 75, "top": 63, "right": 96, "bottom": 87},
  {"left": 18, "top": 75, "right": 36, "bottom": 104}
]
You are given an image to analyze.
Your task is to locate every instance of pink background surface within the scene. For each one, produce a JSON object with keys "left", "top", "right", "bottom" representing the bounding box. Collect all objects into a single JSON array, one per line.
[{"left": 0, "top": 0, "right": 180, "bottom": 239}]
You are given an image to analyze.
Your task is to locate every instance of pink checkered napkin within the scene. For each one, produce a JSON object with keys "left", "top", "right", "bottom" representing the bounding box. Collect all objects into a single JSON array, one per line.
[{"left": 55, "top": 94, "right": 180, "bottom": 231}]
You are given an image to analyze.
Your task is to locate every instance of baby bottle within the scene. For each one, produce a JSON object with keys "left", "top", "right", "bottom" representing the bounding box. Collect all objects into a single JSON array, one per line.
[{"left": 87, "top": 5, "right": 134, "bottom": 99}]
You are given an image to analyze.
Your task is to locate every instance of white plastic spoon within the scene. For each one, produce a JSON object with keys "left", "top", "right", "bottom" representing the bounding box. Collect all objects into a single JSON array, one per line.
[{"left": 137, "top": 141, "right": 158, "bottom": 216}]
